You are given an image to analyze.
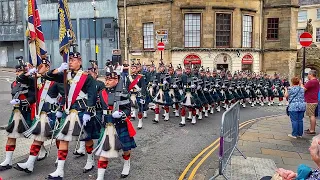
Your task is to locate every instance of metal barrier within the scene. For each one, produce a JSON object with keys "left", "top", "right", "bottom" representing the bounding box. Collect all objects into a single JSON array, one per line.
[{"left": 210, "top": 101, "right": 246, "bottom": 180}]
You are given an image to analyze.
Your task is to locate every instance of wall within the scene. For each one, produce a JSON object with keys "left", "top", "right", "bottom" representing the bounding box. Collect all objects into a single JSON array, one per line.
[
  {"left": 297, "top": 4, "right": 320, "bottom": 48},
  {"left": 35, "top": 0, "right": 118, "bottom": 69}
]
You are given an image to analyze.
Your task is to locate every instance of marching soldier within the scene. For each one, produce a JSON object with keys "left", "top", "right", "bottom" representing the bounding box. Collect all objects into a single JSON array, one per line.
[
  {"left": 95, "top": 70, "right": 136, "bottom": 179},
  {"left": 128, "top": 61, "right": 146, "bottom": 129},
  {"left": 180, "top": 64, "right": 201, "bottom": 126},
  {"left": 239, "top": 73, "right": 249, "bottom": 108},
  {"left": 171, "top": 64, "right": 184, "bottom": 117},
  {"left": 153, "top": 61, "right": 173, "bottom": 123},
  {"left": 272, "top": 73, "right": 284, "bottom": 106},
  {"left": 0, "top": 57, "right": 36, "bottom": 171},
  {"left": 74, "top": 60, "right": 105, "bottom": 172},
  {"left": 197, "top": 67, "right": 209, "bottom": 119},
  {"left": 45, "top": 51, "right": 97, "bottom": 179},
  {"left": 146, "top": 61, "right": 157, "bottom": 111},
  {"left": 264, "top": 74, "right": 274, "bottom": 106},
  {"left": 212, "top": 70, "right": 222, "bottom": 112},
  {"left": 14, "top": 57, "right": 64, "bottom": 173}
]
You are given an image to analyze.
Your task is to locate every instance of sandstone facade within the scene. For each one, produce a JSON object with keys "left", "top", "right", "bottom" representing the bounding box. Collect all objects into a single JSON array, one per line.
[{"left": 118, "top": 0, "right": 299, "bottom": 76}]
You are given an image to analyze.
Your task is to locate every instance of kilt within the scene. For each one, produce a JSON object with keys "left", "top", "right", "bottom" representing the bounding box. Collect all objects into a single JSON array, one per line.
[
  {"left": 266, "top": 88, "right": 274, "bottom": 97},
  {"left": 6, "top": 108, "right": 32, "bottom": 138},
  {"left": 217, "top": 91, "right": 225, "bottom": 101},
  {"left": 236, "top": 89, "right": 244, "bottom": 99},
  {"left": 306, "top": 103, "right": 318, "bottom": 117},
  {"left": 204, "top": 92, "right": 214, "bottom": 104},
  {"left": 225, "top": 91, "right": 234, "bottom": 101},
  {"left": 232, "top": 90, "right": 241, "bottom": 100},
  {"left": 116, "top": 125, "right": 137, "bottom": 151},
  {"left": 197, "top": 91, "right": 208, "bottom": 105},
  {"left": 174, "top": 89, "right": 183, "bottom": 102},
  {"left": 192, "top": 93, "right": 202, "bottom": 108},
  {"left": 241, "top": 88, "right": 249, "bottom": 98},
  {"left": 211, "top": 91, "right": 221, "bottom": 102},
  {"left": 250, "top": 89, "right": 257, "bottom": 98},
  {"left": 102, "top": 114, "right": 136, "bottom": 151}
]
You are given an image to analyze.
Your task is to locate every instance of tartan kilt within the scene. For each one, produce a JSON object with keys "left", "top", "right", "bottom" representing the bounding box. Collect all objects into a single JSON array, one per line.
[
  {"left": 192, "top": 93, "right": 202, "bottom": 108},
  {"left": 211, "top": 92, "right": 221, "bottom": 102},
  {"left": 225, "top": 91, "right": 234, "bottom": 101},
  {"left": 241, "top": 89, "right": 249, "bottom": 98},
  {"left": 267, "top": 88, "right": 274, "bottom": 97},
  {"left": 197, "top": 91, "right": 208, "bottom": 105},
  {"left": 217, "top": 91, "right": 225, "bottom": 101},
  {"left": 236, "top": 89, "right": 244, "bottom": 99},
  {"left": 116, "top": 124, "right": 137, "bottom": 151},
  {"left": 232, "top": 90, "right": 241, "bottom": 100},
  {"left": 250, "top": 89, "right": 257, "bottom": 98},
  {"left": 174, "top": 89, "right": 183, "bottom": 102},
  {"left": 204, "top": 92, "right": 214, "bottom": 104}
]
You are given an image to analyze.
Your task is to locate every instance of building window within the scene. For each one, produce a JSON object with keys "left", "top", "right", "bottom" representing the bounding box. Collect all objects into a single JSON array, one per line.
[
  {"left": 216, "top": 13, "right": 231, "bottom": 47},
  {"left": 267, "top": 18, "right": 279, "bottom": 40},
  {"left": 316, "top": 28, "right": 320, "bottom": 42},
  {"left": 297, "top": 29, "right": 304, "bottom": 42},
  {"left": 242, "top": 15, "right": 253, "bottom": 48},
  {"left": 184, "top": 13, "right": 201, "bottom": 48},
  {"left": 143, "top": 23, "right": 154, "bottom": 49},
  {"left": 298, "top": 11, "right": 307, "bottom": 22},
  {"left": 317, "top": 9, "right": 320, "bottom": 19}
]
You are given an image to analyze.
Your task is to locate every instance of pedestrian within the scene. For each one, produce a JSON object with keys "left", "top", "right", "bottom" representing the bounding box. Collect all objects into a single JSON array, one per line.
[
  {"left": 114, "top": 62, "right": 123, "bottom": 76},
  {"left": 122, "top": 60, "right": 129, "bottom": 79},
  {"left": 302, "top": 70, "right": 319, "bottom": 135},
  {"left": 284, "top": 77, "right": 306, "bottom": 139}
]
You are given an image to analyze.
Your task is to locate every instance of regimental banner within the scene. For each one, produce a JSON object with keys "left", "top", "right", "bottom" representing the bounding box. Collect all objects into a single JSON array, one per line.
[{"left": 156, "top": 29, "right": 168, "bottom": 44}]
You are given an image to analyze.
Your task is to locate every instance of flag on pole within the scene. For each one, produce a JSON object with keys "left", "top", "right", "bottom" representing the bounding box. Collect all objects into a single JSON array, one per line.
[
  {"left": 58, "top": 0, "right": 76, "bottom": 61},
  {"left": 26, "top": 0, "right": 46, "bottom": 67}
]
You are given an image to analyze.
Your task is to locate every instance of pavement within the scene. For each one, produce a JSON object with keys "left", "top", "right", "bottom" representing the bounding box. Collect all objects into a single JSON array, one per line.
[{"left": 201, "top": 115, "right": 318, "bottom": 180}]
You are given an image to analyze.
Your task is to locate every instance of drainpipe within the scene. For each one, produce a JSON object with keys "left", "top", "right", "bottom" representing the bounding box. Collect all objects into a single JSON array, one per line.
[
  {"left": 23, "top": 0, "right": 27, "bottom": 62},
  {"left": 260, "top": 0, "right": 264, "bottom": 72},
  {"left": 124, "top": 0, "right": 128, "bottom": 61}
]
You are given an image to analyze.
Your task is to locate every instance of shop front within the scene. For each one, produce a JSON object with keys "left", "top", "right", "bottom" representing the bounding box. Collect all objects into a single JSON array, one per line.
[{"left": 241, "top": 53, "right": 254, "bottom": 72}]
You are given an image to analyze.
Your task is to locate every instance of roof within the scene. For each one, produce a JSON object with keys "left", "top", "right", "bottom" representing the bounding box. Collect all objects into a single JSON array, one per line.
[{"left": 299, "top": 0, "right": 320, "bottom": 5}]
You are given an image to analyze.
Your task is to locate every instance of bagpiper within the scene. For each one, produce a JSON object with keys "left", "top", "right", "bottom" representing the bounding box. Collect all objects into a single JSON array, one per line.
[
  {"left": 170, "top": 64, "right": 183, "bottom": 117},
  {"left": 128, "top": 60, "right": 146, "bottom": 129},
  {"left": 0, "top": 57, "right": 36, "bottom": 171},
  {"left": 146, "top": 61, "right": 157, "bottom": 111},
  {"left": 44, "top": 51, "right": 97, "bottom": 179},
  {"left": 153, "top": 60, "right": 173, "bottom": 123},
  {"left": 94, "top": 70, "right": 136, "bottom": 179},
  {"left": 14, "top": 57, "right": 64, "bottom": 173}
]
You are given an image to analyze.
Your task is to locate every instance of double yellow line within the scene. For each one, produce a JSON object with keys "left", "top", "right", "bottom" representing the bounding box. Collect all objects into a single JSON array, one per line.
[{"left": 178, "top": 119, "right": 256, "bottom": 180}]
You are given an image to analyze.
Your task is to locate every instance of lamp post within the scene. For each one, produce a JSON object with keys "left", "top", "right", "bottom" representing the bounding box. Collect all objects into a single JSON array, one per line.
[{"left": 92, "top": 0, "right": 98, "bottom": 62}]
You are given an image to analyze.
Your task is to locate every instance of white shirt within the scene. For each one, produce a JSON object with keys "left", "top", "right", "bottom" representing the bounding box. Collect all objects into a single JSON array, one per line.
[{"left": 114, "top": 65, "right": 123, "bottom": 75}]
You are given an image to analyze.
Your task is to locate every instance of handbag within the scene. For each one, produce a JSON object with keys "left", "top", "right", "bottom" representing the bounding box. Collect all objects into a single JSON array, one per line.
[{"left": 286, "top": 88, "right": 301, "bottom": 116}]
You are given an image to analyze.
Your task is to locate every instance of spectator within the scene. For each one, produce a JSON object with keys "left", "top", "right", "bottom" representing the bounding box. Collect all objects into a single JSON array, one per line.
[
  {"left": 114, "top": 62, "right": 123, "bottom": 76},
  {"left": 302, "top": 70, "right": 320, "bottom": 135},
  {"left": 122, "top": 60, "right": 129, "bottom": 78},
  {"left": 260, "top": 134, "right": 320, "bottom": 180},
  {"left": 284, "top": 77, "right": 306, "bottom": 139}
]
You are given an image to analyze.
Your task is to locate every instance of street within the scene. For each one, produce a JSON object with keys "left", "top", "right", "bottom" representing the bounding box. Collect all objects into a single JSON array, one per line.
[{"left": 0, "top": 69, "right": 286, "bottom": 180}]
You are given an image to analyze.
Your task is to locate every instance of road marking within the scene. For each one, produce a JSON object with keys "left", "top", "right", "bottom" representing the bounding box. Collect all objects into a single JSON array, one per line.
[
  {"left": 178, "top": 119, "right": 255, "bottom": 180},
  {"left": 187, "top": 120, "right": 255, "bottom": 180}
]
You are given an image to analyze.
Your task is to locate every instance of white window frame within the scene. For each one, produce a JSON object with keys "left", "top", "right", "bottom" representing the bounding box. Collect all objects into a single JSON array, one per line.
[
  {"left": 242, "top": 15, "right": 253, "bottom": 48},
  {"left": 317, "top": 9, "right": 320, "bottom": 20},
  {"left": 143, "top": 23, "right": 154, "bottom": 49},
  {"left": 298, "top": 11, "right": 307, "bottom": 22},
  {"left": 316, "top": 28, "right": 320, "bottom": 42},
  {"left": 184, "top": 13, "right": 201, "bottom": 48},
  {"left": 297, "top": 29, "right": 304, "bottom": 42}
]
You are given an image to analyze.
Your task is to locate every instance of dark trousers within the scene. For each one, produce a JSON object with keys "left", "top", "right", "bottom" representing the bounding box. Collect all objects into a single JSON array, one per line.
[{"left": 289, "top": 111, "right": 304, "bottom": 136}]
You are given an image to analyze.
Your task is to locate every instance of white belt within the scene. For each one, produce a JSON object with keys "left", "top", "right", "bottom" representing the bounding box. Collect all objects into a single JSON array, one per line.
[{"left": 103, "top": 110, "right": 113, "bottom": 114}]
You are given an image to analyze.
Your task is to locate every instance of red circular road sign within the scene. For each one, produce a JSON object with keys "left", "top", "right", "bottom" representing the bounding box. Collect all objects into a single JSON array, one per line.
[
  {"left": 300, "top": 32, "right": 313, "bottom": 47},
  {"left": 157, "top": 42, "right": 165, "bottom": 51}
]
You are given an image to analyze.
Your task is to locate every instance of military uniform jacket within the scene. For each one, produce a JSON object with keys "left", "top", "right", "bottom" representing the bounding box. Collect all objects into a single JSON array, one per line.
[
  {"left": 44, "top": 70, "right": 97, "bottom": 115},
  {"left": 13, "top": 74, "right": 36, "bottom": 110},
  {"left": 272, "top": 78, "right": 283, "bottom": 88},
  {"left": 156, "top": 72, "right": 171, "bottom": 91},
  {"left": 128, "top": 73, "right": 147, "bottom": 97}
]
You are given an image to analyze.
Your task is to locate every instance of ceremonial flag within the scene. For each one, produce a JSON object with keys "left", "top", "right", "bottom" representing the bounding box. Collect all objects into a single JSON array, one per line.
[
  {"left": 27, "top": 0, "right": 46, "bottom": 66},
  {"left": 58, "top": 0, "right": 76, "bottom": 61}
]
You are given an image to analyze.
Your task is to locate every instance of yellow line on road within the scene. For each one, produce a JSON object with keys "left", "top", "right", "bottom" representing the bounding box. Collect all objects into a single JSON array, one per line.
[
  {"left": 178, "top": 119, "right": 255, "bottom": 180},
  {"left": 187, "top": 120, "right": 256, "bottom": 180}
]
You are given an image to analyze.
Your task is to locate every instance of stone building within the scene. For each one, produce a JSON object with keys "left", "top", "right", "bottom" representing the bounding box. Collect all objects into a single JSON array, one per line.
[{"left": 118, "top": 0, "right": 299, "bottom": 75}]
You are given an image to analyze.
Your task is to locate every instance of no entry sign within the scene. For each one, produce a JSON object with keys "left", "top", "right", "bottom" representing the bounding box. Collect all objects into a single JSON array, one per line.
[
  {"left": 300, "top": 32, "right": 313, "bottom": 47},
  {"left": 157, "top": 42, "right": 165, "bottom": 51}
]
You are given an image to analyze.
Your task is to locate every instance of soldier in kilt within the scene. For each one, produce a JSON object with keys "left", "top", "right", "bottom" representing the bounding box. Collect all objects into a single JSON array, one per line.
[
  {"left": 212, "top": 70, "right": 223, "bottom": 112},
  {"left": 169, "top": 64, "right": 183, "bottom": 117},
  {"left": 146, "top": 62, "right": 157, "bottom": 111},
  {"left": 14, "top": 58, "right": 64, "bottom": 173},
  {"left": 153, "top": 61, "right": 173, "bottom": 123},
  {"left": 247, "top": 74, "right": 257, "bottom": 107},
  {"left": 199, "top": 67, "right": 212, "bottom": 118},
  {"left": 231, "top": 74, "right": 241, "bottom": 102},
  {"left": 44, "top": 52, "right": 98, "bottom": 179},
  {"left": 239, "top": 73, "right": 250, "bottom": 108},
  {"left": 95, "top": 71, "right": 136, "bottom": 179},
  {"left": 223, "top": 73, "right": 235, "bottom": 109},
  {"left": 0, "top": 58, "right": 36, "bottom": 171},
  {"left": 264, "top": 74, "right": 274, "bottom": 106},
  {"left": 272, "top": 73, "right": 284, "bottom": 106}
]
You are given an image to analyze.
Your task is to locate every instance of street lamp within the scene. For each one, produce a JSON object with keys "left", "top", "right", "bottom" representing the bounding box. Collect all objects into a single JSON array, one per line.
[{"left": 92, "top": 0, "right": 99, "bottom": 62}]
